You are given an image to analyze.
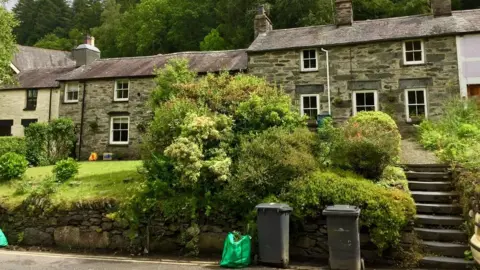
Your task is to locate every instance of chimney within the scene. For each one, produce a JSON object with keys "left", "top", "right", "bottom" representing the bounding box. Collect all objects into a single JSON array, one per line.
[
  {"left": 254, "top": 5, "right": 273, "bottom": 38},
  {"left": 73, "top": 35, "right": 100, "bottom": 67},
  {"left": 336, "top": 0, "right": 353, "bottom": 26},
  {"left": 431, "top": 0, "right": 452, "bottom": 17}
]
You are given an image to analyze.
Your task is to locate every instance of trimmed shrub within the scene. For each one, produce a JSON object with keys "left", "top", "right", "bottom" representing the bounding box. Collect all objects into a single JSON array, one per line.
[
  {"left": 335, "top": 111, "right": 401, "bottom": 179},
  {"left": 0, "top": 137, "right": 26, "bottom": 157},
  {"left": 53, "top": 158, "right": 79, "bottom": 182},
  {"left": 378, "top": 166, "right": 409, "bottom": 192},
  {"left": 0, "top": 152, "right": 29, "bottom": 181},
  {"left": 24, "top": 122, "right": 49, "bottom": 165},
  {"left": 283, "top": 169, "right": 416, "bottom": 252}
]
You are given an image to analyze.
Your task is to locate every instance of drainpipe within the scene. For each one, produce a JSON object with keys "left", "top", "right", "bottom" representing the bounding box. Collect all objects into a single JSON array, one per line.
[
  {"left": 78, "top": 81, "right": 87, "bottom": 160},
  {"left": 48, "top": 88, "right": 53, "bottom": 122},
  {"left": 321, "top": 48, "right": 331, "bottom": 116}
]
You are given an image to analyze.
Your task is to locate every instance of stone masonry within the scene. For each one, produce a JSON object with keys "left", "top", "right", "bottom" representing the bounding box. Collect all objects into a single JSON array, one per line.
[
  {"left": 248, "top": 36, "right": 459, "bottom": 130},
  {"left": 58, "top": 78, "right": 155, "bottom": 160}
]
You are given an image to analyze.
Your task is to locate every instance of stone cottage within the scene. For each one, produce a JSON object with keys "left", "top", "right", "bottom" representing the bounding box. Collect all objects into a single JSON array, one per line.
[{"left": 248, "top": 0, "right": 480, "bottom": 132}]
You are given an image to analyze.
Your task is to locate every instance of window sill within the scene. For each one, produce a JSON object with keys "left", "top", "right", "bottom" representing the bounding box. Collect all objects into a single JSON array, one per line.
[
  {"left": 112, "top": 100, "right": 129, "bottom": 103},
  {"left": 300, "top": 69, "right": 319, "bottom": 73},
  {"left": 63, "top": 101, "right": 79, "bottom": 104},
  {"left": 23, "top": 108, "right": 36, "bottom": 111},
  {"left": 108, "top": 143, "right": 130, "bottom": 147},
  {"left": 402, "top": 62, "right": 426, "bottom": 67}
]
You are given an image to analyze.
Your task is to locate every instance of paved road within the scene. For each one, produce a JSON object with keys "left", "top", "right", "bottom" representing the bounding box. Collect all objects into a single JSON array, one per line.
[{"left": 0, "top": 250, "right": 325, "bottom": 270}]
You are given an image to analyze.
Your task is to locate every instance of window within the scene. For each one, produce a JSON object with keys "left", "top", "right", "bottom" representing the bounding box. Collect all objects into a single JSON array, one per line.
[
  {"left": 110, "top": 116, "right": 129, "bottom": 145},
  {"left": 0, "top": 120, "right": 13, "bottom": 137},
  {"left": 403, "top": 40, "right": 424, "bottom": 65},
  {"left": 21, "top": 119, "right": 38, "bottom": 128},
  {"left": 65, "top": 82, "right": 79, "bottom": 103},
  {"left": 114, "top": 80, "right": 129, "bottom": 101},
  {"left": 405, "top": 89, "right": 427, "bottom": 120},
  {"left": 301, "top": 49, "right": 318, "bottom": 71},
  {"left": 352, "top": 91, "right": 378, "bottom": 115},
  {"left": 25, "top": 89, "right": 38, "bottom": 110},
  {"left": 300, "top": 94, "right": 320, "bottom": 119}
]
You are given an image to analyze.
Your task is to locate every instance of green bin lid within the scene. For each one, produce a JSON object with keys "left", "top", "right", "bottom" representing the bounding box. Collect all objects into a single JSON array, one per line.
[
  {"left": 255, "top": 203, "right": 292, "bottom": 212},
  {"left": 322, "top": 205, "right": 360, "bottom": 217}
]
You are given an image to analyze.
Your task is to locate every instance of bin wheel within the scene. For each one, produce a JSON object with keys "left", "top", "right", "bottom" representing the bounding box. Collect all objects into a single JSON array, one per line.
[{"left": 361, "top": 259, "right": 365, "bottom": 270}]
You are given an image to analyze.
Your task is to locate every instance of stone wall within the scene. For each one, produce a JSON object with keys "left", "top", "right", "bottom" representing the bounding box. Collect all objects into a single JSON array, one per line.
[
  {"left": 248, "top": 36, "right": 460, "bottom": 132},
  {"left": 0, "top": 204, "right": 414, "bottom": 264},
  {"left": 58, "top": 78, "right": 155, "bottom": 160}
]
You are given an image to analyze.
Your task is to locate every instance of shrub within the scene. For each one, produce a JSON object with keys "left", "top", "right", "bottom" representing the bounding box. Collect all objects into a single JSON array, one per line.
[
  {"left": 283, "top": 169, "right": 416, "bottom": 252},
  {"left": 335, "top": 111, "right": 401, "bottom": 179},
  {"left": 378, "top": 166, "right": 409, "bottom": 192},
  {"left": 53, "top": 158, "right": 79, "bottom": 182},
  {"left": 0, "top": 152, "right": 29, "bottom": 181},
  {"left": 0, "top": 137, "right": 26, "bottom": 157},
  {"left": 24, "top": 122, "right": 49, "bottom": 165}
]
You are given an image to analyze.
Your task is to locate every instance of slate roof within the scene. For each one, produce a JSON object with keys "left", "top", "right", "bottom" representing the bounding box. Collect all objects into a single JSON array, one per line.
[
  {"left": 58, "top": 49, "right": 248, "bottom": 81},
  {"left": 248, "top": 9, "right": 480, "bottom": 52},
  {"left": 11, "top": 45, "right": 75, "bottom": 71},
  {"left": 1, "top": 66, "right": 77, "bottom": 90}
]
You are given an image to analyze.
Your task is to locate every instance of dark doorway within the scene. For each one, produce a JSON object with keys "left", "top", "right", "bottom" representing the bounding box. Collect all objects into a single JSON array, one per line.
[{"left": 0, "top": 120, "right": 13, "bottom": 136}]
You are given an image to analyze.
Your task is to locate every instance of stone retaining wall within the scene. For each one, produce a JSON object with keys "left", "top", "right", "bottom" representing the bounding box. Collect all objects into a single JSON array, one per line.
[{"left": 0, "top": 204, "right": 414, "bottom": 264}]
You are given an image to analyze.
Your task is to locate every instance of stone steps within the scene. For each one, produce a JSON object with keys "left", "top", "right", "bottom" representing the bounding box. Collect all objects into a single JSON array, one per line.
[
  {"left": 415, "top": 214, "right": 464, "bottom": 227},
  {"left": 404, "top": 164, "right": 450, "bottom": 173},
  {"left": 406, "top": 171, "right": 451, "bottom": 180},
  {"left": 411, "top": 191, "right": 458, "bottom": 203},
  {"left": 420, "top": 256, "right": 474, "bottom": 269},
  {"left": 414, "top": 227, "right": 467, "bottom": 242},
  {"left": 409, "top": 181, "right": 453, "bottom": 191},
  {"left": 421, "top": 240, "right": 470, "bottom": 258},
  {"left": 416, "top": 203, "right": 462, "bottom": 215}
]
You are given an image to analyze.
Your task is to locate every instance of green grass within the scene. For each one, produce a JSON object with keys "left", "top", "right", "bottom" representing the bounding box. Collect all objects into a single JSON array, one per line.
[{"left": 0, "top": 161, "right": 143, "bottom": 210}]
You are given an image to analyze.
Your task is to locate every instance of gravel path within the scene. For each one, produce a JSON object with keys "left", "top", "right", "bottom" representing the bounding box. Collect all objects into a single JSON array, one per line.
[{"left": 400, "top": 139, "right": 440, "bottom": 165}]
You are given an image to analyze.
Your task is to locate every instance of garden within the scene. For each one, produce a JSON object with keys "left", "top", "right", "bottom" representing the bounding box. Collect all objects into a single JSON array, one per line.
[{"left": 0, "top": 59, "right": 416, "bottom": 262}]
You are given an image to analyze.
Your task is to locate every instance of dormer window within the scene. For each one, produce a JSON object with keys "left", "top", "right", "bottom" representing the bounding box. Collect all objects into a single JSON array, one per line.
[
  {"left": 114, "top": 80, "right": 129, "bottom": 101},
  {"left": 301, "top": 49, "right": 318, "bottom": 71},
  {"left": 403, "top": 40, "right": 425, "bottom": 65}
]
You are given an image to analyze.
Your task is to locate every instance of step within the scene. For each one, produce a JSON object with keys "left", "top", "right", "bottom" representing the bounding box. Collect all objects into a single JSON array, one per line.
[
  {"left": 404, "top": 164, "right": 450, "bottom": 172},
  {"left": 409, "top": 181, "right": 453, "bottom": 191},
  {"left": 414, "top": 227, "right": 467, "bottom": 242},
  {"left": 420, "top": 256, "right": 474, "bottom": 269},
  {"left": 406, "top": 172, "right": 450, "bottom": 180},
  {"left": 411, "top": 191, "right": 458, "bottom": 203},
  {"left": 415, "top": 214, "right": 464, "bottom": 227},
  {"left": 421, "top": 240, "right": 470, "bottom": 258},
  {"left": 416, "top": 203, "right": 462, "bottom": 215}
]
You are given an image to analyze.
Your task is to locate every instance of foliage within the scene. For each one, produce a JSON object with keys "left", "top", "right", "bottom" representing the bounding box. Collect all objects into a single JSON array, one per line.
[
  {"left": 0, "top": 137, "right": 26, "bottom": 157},
  {"left": 0, "top": 152, "right": 29, "bottom": 181},
  {"left": 283, "top": 169, "right": 416, "bottom": 252},
  {"left": 91, "top": 0, "right": 122, "bottom": 58},
  {"left": 317, "top": 117, "right": 339, "bottom": 166},
  {"left": 24, "top": 118, "right": 76, "bottom": 166},
  {"left": 53, "top": 158, "right": 80, "bottom": 182},
  {"left": 0, "top": 4, "right": 18, "bottom": 85},
  {"left": 335, "top": 111, "right": 401, "bottom": 179},
  {"left": 200, "top": 29, "right": 228, "bottom": 51},
  {"left": 378, "top": 166, "right": 409, "bottom": 192}
]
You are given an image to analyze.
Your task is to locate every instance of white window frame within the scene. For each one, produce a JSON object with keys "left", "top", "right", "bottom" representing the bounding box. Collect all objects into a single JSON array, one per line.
[
  {"left": 300, "top": 94, "right": 320, "bottom": 119},
  {"left": 300, "top": 49, "right": 318, "bottom": 72},
  {"left": 405, "top": 89, "right": 428, "bottom": 121},
  {"left": 403, "top": 40, "right": 425, "bottom": 65},
  {"left": 114, "top": 80, "right": 130, "bottom": 101},
  {"left": 352, "top": 90, "right": 378, "bottom": 115},
  {"left": 110, "top": 116, "right": 130, "bottom": 145},
  {"left": 64, "top": 82, "right": 79, "bottom": 103}
]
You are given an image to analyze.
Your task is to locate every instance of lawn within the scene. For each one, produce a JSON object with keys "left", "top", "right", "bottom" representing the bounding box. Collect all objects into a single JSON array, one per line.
[{"left": 0, "top": 160, "right": 143, "bottom": 210}]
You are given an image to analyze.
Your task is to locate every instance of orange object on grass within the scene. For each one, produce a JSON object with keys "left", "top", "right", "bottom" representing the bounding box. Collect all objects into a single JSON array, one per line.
[{"left": 89, "top": 152, "right": 98, "bottom": 161}]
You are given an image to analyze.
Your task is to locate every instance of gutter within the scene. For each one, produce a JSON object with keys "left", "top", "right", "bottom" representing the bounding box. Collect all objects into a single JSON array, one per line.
[
  {"left": 78, "top": 81, "right": 87, "bottom": 160},
  {"left": 321, "top": 48, "right": 332, "bottom": 116}
]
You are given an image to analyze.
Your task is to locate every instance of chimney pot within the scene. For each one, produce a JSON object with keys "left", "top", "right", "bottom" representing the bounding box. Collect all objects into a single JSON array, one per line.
[
  {"left": 335, "top": 0, "right": 353, "bottom": 26},
  {"left": 431, "top": 0, "right": 452, "bottom": 17}
]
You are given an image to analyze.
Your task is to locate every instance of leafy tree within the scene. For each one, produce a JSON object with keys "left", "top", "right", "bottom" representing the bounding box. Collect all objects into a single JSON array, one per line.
[
  {"left": 34, "top": 33, "right": 74, "bottom": 51},
  {"left": 200, "top": 29, "right": 228, "bottom": 51},
  {"left": 72, "top": 0, "right": 103, "bottom": 33},
  {"left": 12, "top": 0, "right": 37, "bottom": 45},
  {"left": 0, "top": 4, "right": 18, "bottom": 85},
  {"left": 91, "top": 0, "right": 123, "bottom": 57}
]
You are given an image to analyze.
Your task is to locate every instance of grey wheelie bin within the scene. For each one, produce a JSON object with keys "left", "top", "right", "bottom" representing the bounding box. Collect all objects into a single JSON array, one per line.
[
  {"left": 322, "top": 205, "right": 363, "bottom": 270},
  {"left": 255, "top": 203, "right": 292, "bottom": 268}
]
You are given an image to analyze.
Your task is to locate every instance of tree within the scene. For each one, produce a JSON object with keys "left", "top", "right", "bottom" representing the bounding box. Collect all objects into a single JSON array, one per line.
[
  {"left": 72, "top": 0, "right": 103, "bottom": 33},
  {"left": 12, "top": 0, "right": 37, "bottom": 45},
  {"left": 200, "top": 29, "right": 228, "bottom": 51},
  {"left": 91, "top": 0, "right": 123, "bottom": 57},
  {"left": 34, "top": 33, "right": 74, "bottom": 51},
  {"left": 0, "top": 4, "right": 18, "bottom": 85}
]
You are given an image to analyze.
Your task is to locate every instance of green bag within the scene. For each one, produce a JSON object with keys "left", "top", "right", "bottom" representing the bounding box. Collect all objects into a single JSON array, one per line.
[
  {"left": 0, "top": 229, "right": 8, "bottom": 247},
  {"left": 220, "top": 232, "right": 251, "bottom": 268}
]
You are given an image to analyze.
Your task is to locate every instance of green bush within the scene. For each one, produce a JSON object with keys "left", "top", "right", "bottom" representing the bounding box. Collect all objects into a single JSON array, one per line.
[
  {"left": 53, "top": 158, "right": 79, "bottom": 182},
  {"left": 283, "top": 169, "right": 415, "bottom": 252},
  {"left": 24, "top": 122, "right": 49, "bottom": 165},
  {"left": 335, "top": 111, "right": 401, "bottom": 179},
  {"left": 0, "top": 152, "right": 29, "bottom": 181},
  {"left": 378, "top": 166, "right": 409, "bottom": 192},
  {"left": 0, "top": 137, "right": 26, "bottom": 157}
]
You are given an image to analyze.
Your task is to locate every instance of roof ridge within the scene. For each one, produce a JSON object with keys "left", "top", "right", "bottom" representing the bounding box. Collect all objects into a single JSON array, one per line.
[
  {"left": 16, "top": 44, "right": 71, "bottom": 53},
  {"left": 96, "top": 49, "right": 246, "bottom": 62},
  {"left": 20, "top": 65, "right": 77, "bottom": 72}
]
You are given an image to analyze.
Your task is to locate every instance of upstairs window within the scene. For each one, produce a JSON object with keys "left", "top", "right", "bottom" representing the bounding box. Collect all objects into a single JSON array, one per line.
[
  {"left": 110, "top": 116, "right": 129, "bottom": 145},
  {"left": 65, "top": 82, "right": 79, "bottom": 103},
  {"left": 300, "top": 94, "right": 320, "bottom": 120},
  {"left": 25, "top": 89, "right": 38, "bottom": 110},
  {"left": 403, "top": 40, "right": 424, "bottom": 65},
  {"left": 352, "top": 90, "right": 378, "bottom": 115},
  {"left": 405, "top": 89, "right": 427, "bottom": 120},
  {"left": 114, "top": 80, "right": 129, "bottom": 101},
  {"left": 301, "top": 49, "right": 318, "bottom": 71}
]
